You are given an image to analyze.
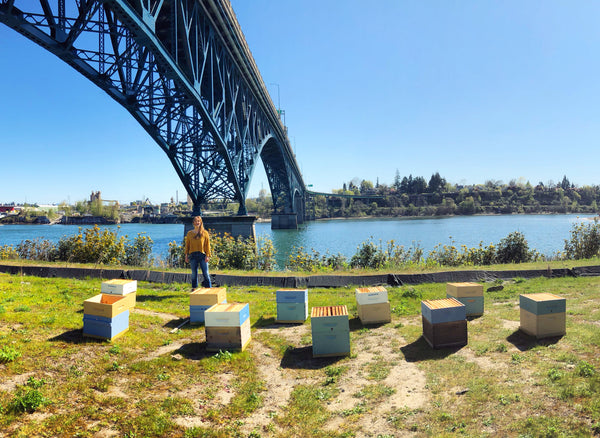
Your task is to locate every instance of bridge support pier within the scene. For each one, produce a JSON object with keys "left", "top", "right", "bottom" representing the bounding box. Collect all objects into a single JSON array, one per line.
[
  {"left": 271, "top": 213, "right": 298, "bottom": 230},
  {"left": 182, "top": 215, "right": 256, "bottom": 241}
]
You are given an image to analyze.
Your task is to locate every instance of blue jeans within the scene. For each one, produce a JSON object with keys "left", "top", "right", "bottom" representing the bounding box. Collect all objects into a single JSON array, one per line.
[{"left": 189, "top": 252, "right": 211, "bottom": 288}]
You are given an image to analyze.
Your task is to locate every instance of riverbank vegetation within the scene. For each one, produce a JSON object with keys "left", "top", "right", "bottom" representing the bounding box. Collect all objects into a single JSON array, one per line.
[
  {"left": 1, "top": 273, "right": 599, "bottom": 436},
  {"left": 2, "top": 219, "right": 600, "bottom": 273},
  {"left": 243, "top": 173, "right": 600, "bottom": 220}
]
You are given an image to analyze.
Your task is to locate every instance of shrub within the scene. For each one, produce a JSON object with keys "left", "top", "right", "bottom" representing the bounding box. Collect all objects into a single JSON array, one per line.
[
  {"left": 0, "top": 244, "right": 18, "bottom": 260},
  {"left": 350, "top": 239, "right": 386, "bottom": 269},
  {"left": 495, "top": 232, "right": 533, "bottom": 264},
  {"left": 564, "top": 219, "right": 600, "bottom": 260},
  {"left": 124, "top": 233, "right": 154, "bottom": 267},
  {"left": 56, "top": 225, "right": 125, "bottom": 265},
  {"left": 15, "top": 238, "right": 57, "bottom": 261}
]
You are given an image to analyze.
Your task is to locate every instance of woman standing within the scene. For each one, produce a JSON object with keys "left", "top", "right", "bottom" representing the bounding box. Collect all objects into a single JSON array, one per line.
[{"left": 185, "top": 216, "right": 212, "bottom": 289}]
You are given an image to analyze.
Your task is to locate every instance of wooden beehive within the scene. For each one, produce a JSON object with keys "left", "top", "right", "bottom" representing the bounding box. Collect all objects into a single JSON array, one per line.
[
  {"left": 422, "top": 317, "right": 468, "bottom": 349},
  {"left": 101, "top": 279, "right": 137, "bottom": 295},
  {"left": 421, "top": 298, "right": 466, "bottom": 324},
  {"left": 357, "top": 302, "right": 391, "bottom": 325},
  {"left": 204, "top": 303, "right": 250, "bottom": 327},
  {"left": 311, "top": 306, "right": 350, "bottom": 357},
  {"left": 446, "top": 282, "right": 484, "bottom": 316},
  {"left": 355, "top": 286, "right": 388, "bottom": 305},
  {"left": 519, "top": 293, "right": 566, "bottom": 338},
  {"left": 190, "top": 287, "right": 227, "bottom": 306},
  {"left": 206, "top": 318, "right": 252, "bottom": 352},
  {"left": 83, "top": 294, "right": 130, "bottom": 318},
  {"left": 446, "top": 282, "right": 483, "bottom": 298}
]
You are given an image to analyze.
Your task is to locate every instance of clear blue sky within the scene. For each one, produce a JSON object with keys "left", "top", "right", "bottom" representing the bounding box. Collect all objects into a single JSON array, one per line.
[{"left": 1, "top": 1, "right": 600, "bottom": 205}]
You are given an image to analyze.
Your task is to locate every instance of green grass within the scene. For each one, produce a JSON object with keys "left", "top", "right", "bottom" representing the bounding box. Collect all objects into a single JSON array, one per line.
[{"left": 1, "top": 271, "right": 600, "bottom": 436}]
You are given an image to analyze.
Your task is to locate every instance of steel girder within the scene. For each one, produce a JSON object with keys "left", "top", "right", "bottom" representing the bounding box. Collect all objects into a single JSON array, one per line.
[{"left": 0, "top": 0, "right": 305, "bottom": 216}]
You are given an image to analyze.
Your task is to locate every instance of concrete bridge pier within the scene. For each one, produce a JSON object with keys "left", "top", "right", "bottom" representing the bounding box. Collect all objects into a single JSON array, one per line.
[
  {"left": 182, "top": 215, "right": 257, "bottom": 241},
  {"left": 271, "top": 213, "right": 298, "bottom": 229}
]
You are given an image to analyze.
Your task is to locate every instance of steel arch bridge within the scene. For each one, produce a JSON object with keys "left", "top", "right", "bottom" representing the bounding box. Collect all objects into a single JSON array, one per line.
[{"left": 0, "top": 0, "right": 306, "bottom": 226}]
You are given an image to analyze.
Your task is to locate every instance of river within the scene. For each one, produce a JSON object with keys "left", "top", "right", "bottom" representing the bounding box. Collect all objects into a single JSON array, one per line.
[{"left": 0, "top": 214, "right": 590, "bottom": 268}]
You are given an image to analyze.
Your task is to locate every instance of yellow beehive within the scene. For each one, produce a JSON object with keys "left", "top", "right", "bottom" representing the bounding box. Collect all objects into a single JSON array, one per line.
[
  {"left": 446, "top": 282, "right": 483, "bottom": 298},
  {"left": 84, "top": 294, "right": 130, "bottom": 318},
  {"left": 190, "top": 287, "right": 227, "bottom": 306}
]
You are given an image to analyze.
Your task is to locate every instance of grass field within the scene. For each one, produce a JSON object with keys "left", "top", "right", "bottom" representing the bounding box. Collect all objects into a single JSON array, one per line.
[{"left": 1, "top": 270, "right": 599, "bottom": 437}]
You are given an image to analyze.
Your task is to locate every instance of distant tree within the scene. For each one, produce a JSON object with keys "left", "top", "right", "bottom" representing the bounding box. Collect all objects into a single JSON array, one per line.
[
  {"left": 412, "top": 176, "right": 427, "bottom": 194},
  {"left": 560, "top": 175, "right": 571, "bottom": 190},
  {"left": 360, "top": 179, "right": 374, "bottom": 193},
  {"left": 393, "top": 169, "right": 401, "bottom": 191},
  {"left": 428, "top": 172, "right": 446, "bottom": 193}
]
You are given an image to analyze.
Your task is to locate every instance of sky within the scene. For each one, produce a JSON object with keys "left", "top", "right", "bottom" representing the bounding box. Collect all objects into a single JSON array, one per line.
[{"left": 1, "top": 1, "right": 600, "bottom": 205}]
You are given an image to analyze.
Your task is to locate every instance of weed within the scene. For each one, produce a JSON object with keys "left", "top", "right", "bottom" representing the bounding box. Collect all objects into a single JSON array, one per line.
[
  {"left": 14, "top": 305, "right": 31, "bottom": 312},
  {"left": 0, "top": 345, "right": 21, "bottom": 363},
  {"left": 8, "top": 377, "right": 48, "bottom": 413},
  {"left": 109, "top": 344, "right": 121, "bottom": 355},
  {"left": 213, "top": 350, "right": 234, "bottom": 362},
  {"left": 576, "top": 361, "right": 595, "bottom": 377}
]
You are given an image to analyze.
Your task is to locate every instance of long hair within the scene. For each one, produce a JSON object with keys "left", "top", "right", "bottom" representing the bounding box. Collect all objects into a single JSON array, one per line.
[{"left": 193, "top": 216, "right": 204, "bottom": 238}]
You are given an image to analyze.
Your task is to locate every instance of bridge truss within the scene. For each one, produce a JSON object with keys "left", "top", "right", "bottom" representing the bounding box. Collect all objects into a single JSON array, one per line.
[{"left": 0, "top": 0, "right": 305, "bottom": 220}]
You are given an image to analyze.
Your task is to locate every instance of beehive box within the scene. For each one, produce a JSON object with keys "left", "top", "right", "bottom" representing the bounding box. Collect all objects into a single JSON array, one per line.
[
  {"left": 83, "top": 310, "right": 129, "bottom": 340},
  {"left": 422, "top": 317, "right": 468, "bottom": 349},
  {"left": 519, "top": 293, "right": 566, "bottom": 315},
  {"left": 205, "top": 303, "right": 250, "bottom": 327},
  {"left": 421, "top": 298, "right": 466, "bottom": 324},
  {"left": 83, "top": 294, "right": 130, "bottom": 318},
  {"left": 206, "top": 318, "right": 252, "bottom": 352},
  {"left": 276, "top": 302, "right": 308, "bottom": 323},
  {"left": 446, "top": 282, "right": 483, "bottom": 298},
  {"left": 276, "top": 288, "right": 308, "bottom": 303},
  {"left": 520, "top": 293, "right": 566, "bottom": 338},
  {"left": 311, "top": 306, "right": 350, "bottom": 357},
  {"left": 355, "top": 286, "right": 388, "bottom": 305},
  {"left": 101, "top": 279, "right": 137, "bottom": 295},
  {"left": 358, "top": 302, "right": 391, "bottom": 325},
  {"left": 190, "top": 287, "right": 227, "bottom": 306}
]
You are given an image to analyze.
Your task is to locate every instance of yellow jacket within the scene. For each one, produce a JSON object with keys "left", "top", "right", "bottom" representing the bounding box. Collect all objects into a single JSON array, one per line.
[{"left": 185, "top": 228, "right": 211, "bottom": 257}]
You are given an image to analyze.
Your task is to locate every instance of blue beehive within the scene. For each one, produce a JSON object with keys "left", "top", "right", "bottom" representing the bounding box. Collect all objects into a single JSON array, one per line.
[
  {"left": 83, "top": 310, "right": 129, "bottom": 340},
  {"left": 276, "top": 289, "right": 308, "bottom": 323}
]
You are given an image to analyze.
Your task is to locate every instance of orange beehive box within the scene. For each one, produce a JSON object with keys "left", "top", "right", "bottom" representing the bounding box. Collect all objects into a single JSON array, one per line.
[{"left": 84, "top": 294, "right": 130, "bottom": 318}]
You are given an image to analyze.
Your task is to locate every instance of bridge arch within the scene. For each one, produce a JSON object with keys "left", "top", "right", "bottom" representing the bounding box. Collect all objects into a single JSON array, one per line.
[{"left": 0, "top": 0, "right": 306, "bottom": 226}]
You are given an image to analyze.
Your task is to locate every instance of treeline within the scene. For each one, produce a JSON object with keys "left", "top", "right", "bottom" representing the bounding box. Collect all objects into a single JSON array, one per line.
[{"left": 304, "top": 173, "right": 600, "bottom": 219}]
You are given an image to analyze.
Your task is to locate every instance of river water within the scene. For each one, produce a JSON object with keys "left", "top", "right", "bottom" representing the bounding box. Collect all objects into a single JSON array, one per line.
[{"left": 0, "top": 214, "right": 590, "bottom": 268}]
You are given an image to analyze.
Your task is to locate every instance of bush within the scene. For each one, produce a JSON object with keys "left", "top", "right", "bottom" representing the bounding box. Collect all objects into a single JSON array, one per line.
[
  {"left": 124, "top": 233, "right": 154, "bottom": 267},
  {"left": 350, "top": 239, "right": 386, "bottom": 269},
  {"left": 495, "top": 231, "right": 533, "bottom": 264},
  {"left": 57, "top": 225, "right": 125, "bottom": 265},
  {"left": 15, "top": 238, "right": 57, "bottom": 261},
  {"left": 564, "top": 219, "right": 600, "bottom": 260}
]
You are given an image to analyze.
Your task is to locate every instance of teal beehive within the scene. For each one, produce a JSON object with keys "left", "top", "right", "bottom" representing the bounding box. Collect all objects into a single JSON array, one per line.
[{"left": 311, "top": 305, "right": 350, "bottom": 357}]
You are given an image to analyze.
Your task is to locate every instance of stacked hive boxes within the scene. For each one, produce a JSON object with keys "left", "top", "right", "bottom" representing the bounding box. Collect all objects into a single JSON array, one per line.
[
  {"left": 519, "top": 293, "right": 566, "bottom": 339},
  {"left": 311, "top": 305, "right": 350, "bottom": 358},
  {"left": 190, "top": 287, "right": 227, "bottom": 324},
  {"left": 82, "top": 279, "right": 137, "bottom": 340},
  {"left": 276, "top": 288, "right": 308, "bottom": 323},
  {"left": 204, "top": 303, "right": 251, "bottom": 351},
  {"left": 446, "top": 282, "right": 484, "bottom": 317},
  {"left": 355, "top": 286, "right": 391, "bottom": 324},
  {"left": 101, "top": 279, "right": 137, "bottom": 310},
  {"left": 421, "top": 298, "right": 467, "bottom": 349},
  {"left": 83, "top": 294, "right": 130, "bottom": 340}
]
